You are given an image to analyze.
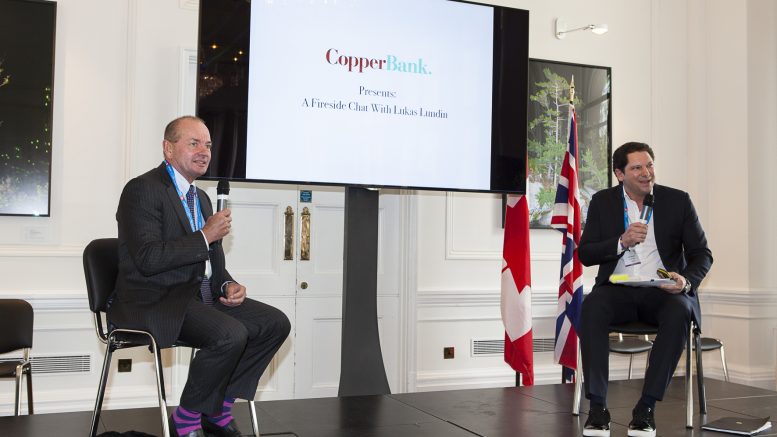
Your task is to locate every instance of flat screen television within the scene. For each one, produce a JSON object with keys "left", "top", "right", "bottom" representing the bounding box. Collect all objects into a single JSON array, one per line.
[
  {"left": 196, "top": 0, "right": 529, "bottom": 193},
  {"left": 0, "top": 0, "right": 56, "bottom": 216}
]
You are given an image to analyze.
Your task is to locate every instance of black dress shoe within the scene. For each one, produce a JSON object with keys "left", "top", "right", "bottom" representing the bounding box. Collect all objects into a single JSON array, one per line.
[
  {"left": 202, "top": 418, "right": 243, "bottom": 437},
  {"left": 583, "top": 405, "right": 611, "bottom": 437},
  {"left": 169, "top": 415, "right": 207, "bottom": 437},
  {"left": 627, "top": 406, "right": 656, "bottom": 437}
]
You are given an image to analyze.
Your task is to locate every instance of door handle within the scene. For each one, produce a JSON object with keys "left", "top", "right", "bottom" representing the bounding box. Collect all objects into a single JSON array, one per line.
[
  {"left": 283, "top": 206, "right": 294, "bottom": 260},
  {"left": 301, "top": 206, "right": 310, "bottom": 261}
]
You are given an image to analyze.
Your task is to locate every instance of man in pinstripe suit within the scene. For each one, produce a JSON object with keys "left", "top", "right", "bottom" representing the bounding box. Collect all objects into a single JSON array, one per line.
[{"left": 108, "top": 116, "right": 290, "bottom": 437}]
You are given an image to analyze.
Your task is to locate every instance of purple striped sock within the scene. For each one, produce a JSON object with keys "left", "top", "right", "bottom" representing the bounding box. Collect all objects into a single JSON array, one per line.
[
  {"left": 173, "top": 406, "right": 202, "bottom": 436},
  {"left": 204, "top": 397, "right": 236, "bottom": 428}
]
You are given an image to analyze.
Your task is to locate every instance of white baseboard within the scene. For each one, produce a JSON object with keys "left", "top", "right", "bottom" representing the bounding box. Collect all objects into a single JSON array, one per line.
[
  {"left": 0, "top": 385, "right": 161, "bottom": 416},
  {"left": 414, "top": 360, "right": 773, "bottom": 393},
  {"left": 1, "top": 363, "right": 773, "bottom": 415}
]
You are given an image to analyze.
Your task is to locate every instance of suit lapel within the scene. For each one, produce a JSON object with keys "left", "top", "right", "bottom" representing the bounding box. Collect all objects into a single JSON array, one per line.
[
  {"left": 651, "top": 185, "right": 669, "bottom": 261},
  {"left": 198, "top": 187, "right": 213, "bottom": 220},
  {"left": 610, "top": 186, "right": 626, "bottom": 235},
  {"left": 158, "top": 165, "right": 195, "bottom": 233},
  {"left": 652, "top": 186, "right": 663, "bottom": 239}
]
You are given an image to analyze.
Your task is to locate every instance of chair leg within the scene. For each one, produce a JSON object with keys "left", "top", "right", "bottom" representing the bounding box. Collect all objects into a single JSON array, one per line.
[
  {"left": 695, "top": 332, "right": 707, "bottom": 414},
  {"left": 90, "top": 344, "right": 115, "bottom": 437},
  {"left": 720, "top": 346, "right": 729, "bottom": 382},
  {"left": 686, "top": 324, "right": 693, "bottom": 429},
  {"left": 14, "top": 363, "right": 23, "bottom": 416},
  {"left": 150, "top": 340, "right": 171, "bottom": 437},
  {"left": 25, "top": 364, "right": 33, "bottom": 415},
  {"left": 248, "top": 400, "right": 261, "bottom": 436},
  {"left": 627, "top": 355, "right": 634, "bottom": 380}
]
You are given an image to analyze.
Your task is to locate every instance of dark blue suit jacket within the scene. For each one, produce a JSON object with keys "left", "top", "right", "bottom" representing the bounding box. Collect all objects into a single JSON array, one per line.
[{"left": 578, "top": 184, "right": 713, "bottom": 328}]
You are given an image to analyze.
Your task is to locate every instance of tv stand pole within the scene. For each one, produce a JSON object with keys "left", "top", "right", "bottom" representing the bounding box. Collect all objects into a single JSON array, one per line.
[{"left": 338, "top": 186, "right": 391, "bottom": 396}]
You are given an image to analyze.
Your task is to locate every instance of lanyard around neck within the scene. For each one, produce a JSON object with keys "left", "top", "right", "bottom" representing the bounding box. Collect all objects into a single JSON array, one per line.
[
  {"left": 164, "top": 161, "right": 204, "bottom": 231},
  {"left": 622, "top": 191, "right": 653, "bottom": 230}
]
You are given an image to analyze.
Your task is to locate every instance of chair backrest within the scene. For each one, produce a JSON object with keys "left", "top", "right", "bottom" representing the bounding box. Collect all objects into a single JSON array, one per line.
[
  {"left": 83, "top": 238, "right": 120, "bottom": 315},
  {"left": 0, "top": 299, "right": 34, "bottom": 353}
]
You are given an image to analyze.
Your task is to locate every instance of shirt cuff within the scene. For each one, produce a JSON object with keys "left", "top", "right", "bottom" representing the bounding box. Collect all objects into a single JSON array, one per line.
[
  {"left": 616, "top": 237, "right": 626, "bottom": 255},
  {"left": 198, "top": 230, "right": 209, "bottom": 247}
]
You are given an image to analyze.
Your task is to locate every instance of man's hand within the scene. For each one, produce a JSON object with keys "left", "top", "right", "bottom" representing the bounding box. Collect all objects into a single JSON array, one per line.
[
  {"left": 202, "top": 209, "right": 232, "bottom": 244},
  {"left": 220, "top": 282, "right": 245, "bottom": 307},
  {"left": 659, "top": 271, "right": 686, "bottom": 294},
  {"left": 621, "top": 222, "right": 648, "bottom": 248}
]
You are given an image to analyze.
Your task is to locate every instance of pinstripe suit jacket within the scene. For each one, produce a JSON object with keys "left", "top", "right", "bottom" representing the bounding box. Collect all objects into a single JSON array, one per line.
[{"left": 108, "top": 164, "right": 232, "bottom": 348}]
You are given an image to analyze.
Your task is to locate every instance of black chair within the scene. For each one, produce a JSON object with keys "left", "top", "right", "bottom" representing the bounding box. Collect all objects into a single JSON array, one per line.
[
  {"left": 609, "top": 332, "right": 653, "bottom": 379},
  {"left": 694, "top": 337, "right": 729, "bottom": 382},
  {"left": 609, "top": 332, "right": 728, "bottom": 382},
  {"left": 0, "top": 299, "right": 34, "bottom": 416},
  {"left": 573, "top": 321, "right": 706, "bottom": 428},
  {"left": 83, "top": 238, "right": 262, "bottom": 437}
]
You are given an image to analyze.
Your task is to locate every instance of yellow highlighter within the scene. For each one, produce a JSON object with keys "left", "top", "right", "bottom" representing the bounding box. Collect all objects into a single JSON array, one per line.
[{"left": 609, "top": 274, "right": 630, "bottom": 283}]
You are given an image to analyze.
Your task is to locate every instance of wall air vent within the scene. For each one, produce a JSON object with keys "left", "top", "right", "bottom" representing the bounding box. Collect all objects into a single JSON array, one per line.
[
  {"left": 472, "top": 338, "right": 556, "bottom": 356},
  {"left": 0, "top": 354, "right": 91, "bottom": 374}
]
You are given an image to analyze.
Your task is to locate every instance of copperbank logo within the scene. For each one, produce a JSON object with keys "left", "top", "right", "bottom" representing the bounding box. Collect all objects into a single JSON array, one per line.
[{"left": 325, "top": 48, "right": 432, "bottom": 75}]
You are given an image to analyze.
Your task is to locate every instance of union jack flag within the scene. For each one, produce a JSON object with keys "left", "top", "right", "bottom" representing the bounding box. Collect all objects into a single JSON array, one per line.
[
  {"left": 550, "top": 101, "right": 584, "bottom": 382},
  {"left": 500, "top": 194, "right": 534, "bottom": 385}
]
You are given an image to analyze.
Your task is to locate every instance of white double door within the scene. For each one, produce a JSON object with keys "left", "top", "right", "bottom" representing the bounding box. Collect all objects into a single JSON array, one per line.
[{"left": 198, "top": 182, "right": 402, "bottom": 400}]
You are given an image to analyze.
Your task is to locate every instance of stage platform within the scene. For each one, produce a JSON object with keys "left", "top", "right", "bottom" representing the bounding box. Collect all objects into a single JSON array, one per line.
[{"left": 2, "top": 378, "right": 776, "bottom": 436}]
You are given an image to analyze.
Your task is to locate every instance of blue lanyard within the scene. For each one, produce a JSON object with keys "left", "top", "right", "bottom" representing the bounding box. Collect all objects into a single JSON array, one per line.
[
  {"left": 164, "top": 161, "right": 204, "bottom": 232},
  {"left": 622, "top": 193, "right": 653, "bottom": 230}
]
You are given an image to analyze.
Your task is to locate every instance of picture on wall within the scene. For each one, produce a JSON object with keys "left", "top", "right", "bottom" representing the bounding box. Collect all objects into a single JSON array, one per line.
[
  {"left": 0, "top": 0, "right": 57, "bottom": 216},
  {"left": 526, "top": 59, "right": 611, "bottom": 228}
]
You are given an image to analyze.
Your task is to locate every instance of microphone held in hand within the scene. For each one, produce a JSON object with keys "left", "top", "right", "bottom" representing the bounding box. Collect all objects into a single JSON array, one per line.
[
  {"left": 639, "top": 193, "right": 654, "bottom": 224},
  {"left": 217, "top": 179, "right": 230, "bottom": 212}
]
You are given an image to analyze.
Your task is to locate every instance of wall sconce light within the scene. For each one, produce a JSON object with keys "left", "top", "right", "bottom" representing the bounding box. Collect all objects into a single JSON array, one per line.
[{"left": 555, "top": 18, "right": 608, "bottom": 39}]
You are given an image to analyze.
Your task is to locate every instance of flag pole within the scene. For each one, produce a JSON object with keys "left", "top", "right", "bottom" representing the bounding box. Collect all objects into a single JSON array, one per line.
[
  {"left": 573, "top": 337, "right": 583, "bottom": 415},
  {"left": 569, "top": 76, "right": 576, "bottom": 384},
  {"left": 560, "top": 74, "right": 577, "bottom": 386}
]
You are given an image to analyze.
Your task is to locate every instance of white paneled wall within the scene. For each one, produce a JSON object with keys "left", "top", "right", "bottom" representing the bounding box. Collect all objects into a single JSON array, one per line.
[{"left": 0, "top": 0, "right": 776, "bottom": 416}]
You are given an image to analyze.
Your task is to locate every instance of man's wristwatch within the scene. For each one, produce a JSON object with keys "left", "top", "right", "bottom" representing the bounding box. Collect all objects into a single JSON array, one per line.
[{"left": 681, "top": 281, "right": 692, "bottom": 295}]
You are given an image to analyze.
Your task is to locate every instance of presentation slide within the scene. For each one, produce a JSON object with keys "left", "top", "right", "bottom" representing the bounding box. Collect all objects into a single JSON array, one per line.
[{"left": 246, "top": 0, "right": 494, "bottom": 190}]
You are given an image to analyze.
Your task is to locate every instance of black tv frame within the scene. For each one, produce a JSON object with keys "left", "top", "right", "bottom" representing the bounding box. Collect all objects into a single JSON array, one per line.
[{"left": 196, "top": 0, "right": 529, "bottom": 194}]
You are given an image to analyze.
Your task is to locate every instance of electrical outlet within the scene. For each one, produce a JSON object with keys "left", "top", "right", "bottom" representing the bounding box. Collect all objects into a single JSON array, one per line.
[
  {"left": 443, "top": 347, "right": 455, "bottom": 359},
  {"left": 118, "top": 359, "right": 132, "bottom": 372}
]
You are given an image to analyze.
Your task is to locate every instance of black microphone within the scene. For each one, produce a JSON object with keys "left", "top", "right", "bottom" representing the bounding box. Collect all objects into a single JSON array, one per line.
[
  {"left": 217, "top": 179, "right": 230, "bottom": 212},
  {"left": 639, "top": 193, "right": 654, "bottom": 224}
]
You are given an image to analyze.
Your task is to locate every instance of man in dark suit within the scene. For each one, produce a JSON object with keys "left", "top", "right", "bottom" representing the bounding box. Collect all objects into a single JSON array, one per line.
[
  {"left": 108, "top": 116, "right": 291, "bottom": 437},
  {"left": 578, "top": 142, "right": 712, "bottom": 437}
]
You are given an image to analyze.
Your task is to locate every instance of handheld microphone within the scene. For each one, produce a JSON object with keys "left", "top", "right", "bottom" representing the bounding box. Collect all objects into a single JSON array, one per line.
[
  {"left": 217, "top": 179, "right": 230, "bottom": 212},
  {"left": 639, "top": 193, "right": 654, "bottom": 224}
]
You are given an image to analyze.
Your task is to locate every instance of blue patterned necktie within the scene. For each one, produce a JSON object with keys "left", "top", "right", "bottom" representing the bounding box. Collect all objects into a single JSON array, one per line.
[{"left": 186, "top": 186, "right": 213, "bottom": 305}]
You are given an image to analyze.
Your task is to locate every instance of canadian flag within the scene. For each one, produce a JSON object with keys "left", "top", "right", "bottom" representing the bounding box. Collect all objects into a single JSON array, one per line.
[{"left": 500, "top": 194, "right": 534, "bottom": 385}]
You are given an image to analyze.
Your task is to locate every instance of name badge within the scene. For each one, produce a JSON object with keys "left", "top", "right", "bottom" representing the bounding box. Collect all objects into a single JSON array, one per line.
[{"left": 622, "top": 248, "right": 641, "bottom": 267}]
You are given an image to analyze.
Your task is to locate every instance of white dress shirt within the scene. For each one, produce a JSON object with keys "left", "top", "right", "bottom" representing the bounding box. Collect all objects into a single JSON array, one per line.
[{"left": 612, "top": 187, "right": 665, "bottom": 279}]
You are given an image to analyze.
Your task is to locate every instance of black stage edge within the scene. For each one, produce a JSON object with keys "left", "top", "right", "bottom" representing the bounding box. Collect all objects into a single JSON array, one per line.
[
  {"left": 5, "top": 378, "right": 777, "bottom": 436},
  {"left": 338, "top": 187, "right": 391, "bottom": 397}
]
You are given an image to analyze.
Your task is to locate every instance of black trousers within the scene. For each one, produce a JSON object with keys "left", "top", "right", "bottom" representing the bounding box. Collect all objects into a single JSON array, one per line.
[
  {"left": 177, "top": 297, "right": 290, "bottom": 415},
  {"left": 580, "top": 284, "right": 693, "bottom": 403}
]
